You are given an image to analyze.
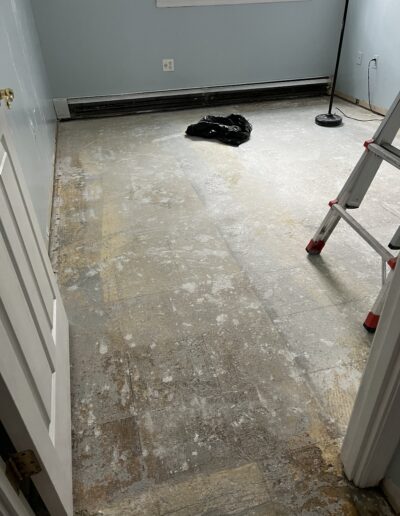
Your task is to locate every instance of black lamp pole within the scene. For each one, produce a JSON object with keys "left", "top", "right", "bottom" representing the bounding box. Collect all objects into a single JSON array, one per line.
[{"left": 315, "top": 0, "right": 350, "bottom": 127}]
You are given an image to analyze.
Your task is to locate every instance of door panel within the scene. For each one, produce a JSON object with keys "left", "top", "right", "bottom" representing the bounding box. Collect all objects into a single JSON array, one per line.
[
  {"left": 0, "top": 144, "right": 55, "bottom": 325},
  {"left": 0, "top": 107, "right": 72, "bottom": 516},
  {"left": 0, "top": 239, "right": 54, "bottom": 423},
  {"left": 0, "top": 165, "right": 56, "bottom": 367}
]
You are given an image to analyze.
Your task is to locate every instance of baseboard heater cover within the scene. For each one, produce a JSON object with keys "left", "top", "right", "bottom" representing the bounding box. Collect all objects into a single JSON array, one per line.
[{"left": 58, "top": 78, "right": 330, "bottom": 120}]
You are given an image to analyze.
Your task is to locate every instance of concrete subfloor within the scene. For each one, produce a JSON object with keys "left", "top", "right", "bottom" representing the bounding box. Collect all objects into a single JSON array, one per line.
[{"left": 51, "top": 97, "right": 399, "bottom": 515}]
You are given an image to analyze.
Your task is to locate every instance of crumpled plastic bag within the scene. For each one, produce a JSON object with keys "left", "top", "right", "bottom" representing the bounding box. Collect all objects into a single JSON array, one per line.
[{"left": 186, "top": 114, "right": 252, "bottom": 147}]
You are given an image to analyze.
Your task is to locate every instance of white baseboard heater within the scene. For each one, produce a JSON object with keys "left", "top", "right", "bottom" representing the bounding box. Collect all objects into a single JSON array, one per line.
[{"left": 53, "top": 77, "right": 330, "bottom": 120}]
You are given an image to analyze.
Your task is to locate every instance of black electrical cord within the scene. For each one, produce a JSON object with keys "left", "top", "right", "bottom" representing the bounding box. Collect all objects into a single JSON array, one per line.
[
  {"left": 334, "top": 58, "right": 383, "bottom": 122},
  {"left": 335, "top": 107, "right": 382, "bottom": 122}
]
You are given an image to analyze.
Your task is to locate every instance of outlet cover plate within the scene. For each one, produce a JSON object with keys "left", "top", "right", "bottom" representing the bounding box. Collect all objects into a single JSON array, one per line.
[{"left": 163, "top": 59, "right": 175, "bottom": 72}]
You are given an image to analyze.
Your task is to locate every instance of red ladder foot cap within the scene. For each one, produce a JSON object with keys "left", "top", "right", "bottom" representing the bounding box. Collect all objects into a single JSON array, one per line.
[
  {"left": 363, "top": 312, "right": 380, "bottom": 333},
  {"left": 306, "top": 239, "right": 325, "bottom": 255}
]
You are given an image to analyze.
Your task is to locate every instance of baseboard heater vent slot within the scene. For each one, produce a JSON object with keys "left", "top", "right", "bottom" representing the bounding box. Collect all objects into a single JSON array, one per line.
[{"left": 68, "top": 81, "right": 329, "bottom": 120}]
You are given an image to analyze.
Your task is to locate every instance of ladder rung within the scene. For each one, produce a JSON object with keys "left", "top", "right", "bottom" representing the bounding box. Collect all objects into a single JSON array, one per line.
[
  {"left": 369, "top": 143, "right": 400, "bottom": 170},
  {"left": 331, "top": 204, "right": 395, "bottom": 262}
]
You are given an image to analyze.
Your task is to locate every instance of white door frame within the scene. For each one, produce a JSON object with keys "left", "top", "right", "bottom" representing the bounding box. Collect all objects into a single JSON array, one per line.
[{"left": 342, "top": 259, "right": 400, "bottom": 487}]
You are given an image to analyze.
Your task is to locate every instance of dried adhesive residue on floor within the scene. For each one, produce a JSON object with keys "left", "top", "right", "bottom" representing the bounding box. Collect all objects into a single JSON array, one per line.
[{"left": 51, "top": 98, "right": 397, "bottom": 515}]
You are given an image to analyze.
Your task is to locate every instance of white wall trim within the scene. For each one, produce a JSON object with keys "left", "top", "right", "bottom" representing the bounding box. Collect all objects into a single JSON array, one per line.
[
  {"left": 335, "top": 90, "right": 387, "bottom": 116},
  {"left": 157, "top": 0, "right": 306, "bottom": 6}
]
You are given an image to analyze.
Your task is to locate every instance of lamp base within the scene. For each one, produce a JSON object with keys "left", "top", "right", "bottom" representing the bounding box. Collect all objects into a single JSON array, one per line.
[{"left": 315, "top": 113, "right": 343, "bottom": 127}]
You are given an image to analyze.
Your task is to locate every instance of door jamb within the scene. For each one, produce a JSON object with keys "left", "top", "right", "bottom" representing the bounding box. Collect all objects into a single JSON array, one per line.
[{"left": 342, "top": 260, "right": 400, "bottom": 487}]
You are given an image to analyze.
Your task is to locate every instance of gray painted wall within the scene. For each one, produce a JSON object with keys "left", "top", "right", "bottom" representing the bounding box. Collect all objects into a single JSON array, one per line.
[
  {"left": 31, "top": 0, "right": 344, "bottom": 99},
  {"left": 1, "top": 0, "right": 56, "bottom": 240},
  {"left": 337, "top": 0, "right": 400, "bottom": 111}
]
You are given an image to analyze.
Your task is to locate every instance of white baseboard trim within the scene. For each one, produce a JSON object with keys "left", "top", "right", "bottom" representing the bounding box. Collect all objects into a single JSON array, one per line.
[
  {"left": 53, "top": 98, "right": 71, "bottom": 120},
  {"left": 335, "top": 90, "right": 387, "bottom": 116}
]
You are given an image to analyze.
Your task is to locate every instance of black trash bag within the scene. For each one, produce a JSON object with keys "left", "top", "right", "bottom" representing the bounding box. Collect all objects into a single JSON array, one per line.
[{"left": 186, "top": 114, "right": 252, "bottom": 147}]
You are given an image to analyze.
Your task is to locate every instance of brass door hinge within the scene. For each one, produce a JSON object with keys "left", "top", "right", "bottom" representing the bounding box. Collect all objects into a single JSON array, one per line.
[
  {"left": 0, "top": 88, "right": 14, "bottom": 109},
  {"left": 5, "top": 450, "right": 42, "bottom": 493}
]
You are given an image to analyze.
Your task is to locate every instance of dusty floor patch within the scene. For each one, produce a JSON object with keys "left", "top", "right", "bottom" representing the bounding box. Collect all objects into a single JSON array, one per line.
[{"left": 51, "top": 97, "right": 397, "bottom": 515}]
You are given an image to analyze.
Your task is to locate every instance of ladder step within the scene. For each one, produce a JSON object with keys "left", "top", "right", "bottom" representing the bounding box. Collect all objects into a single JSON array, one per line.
[
  {"left": 331, "top": 204, "right": 395, "bottom": 262},
  {"left": 369, "top": 143, "right": 400, "bottom": 170}
]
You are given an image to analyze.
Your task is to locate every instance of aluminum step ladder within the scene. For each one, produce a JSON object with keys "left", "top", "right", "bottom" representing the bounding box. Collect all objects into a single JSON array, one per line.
[{"left": 306, "top": 90, "right": 400, "bottom": 333}]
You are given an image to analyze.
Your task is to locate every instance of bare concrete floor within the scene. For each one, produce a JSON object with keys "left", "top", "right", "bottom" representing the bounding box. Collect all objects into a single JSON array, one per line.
[{"left": 51, "top": 97, "right": 399, "bottom": 515}]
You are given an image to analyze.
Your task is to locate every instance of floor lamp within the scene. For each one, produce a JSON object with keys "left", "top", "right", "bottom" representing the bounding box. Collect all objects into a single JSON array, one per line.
[{"left": 315, "top": 0, "right": 350, "bottom": 127}]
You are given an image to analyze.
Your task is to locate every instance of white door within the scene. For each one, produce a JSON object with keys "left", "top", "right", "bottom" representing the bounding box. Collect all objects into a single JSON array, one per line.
[{"left": 0, "top": 99, "right": 72, "bottom": 515}]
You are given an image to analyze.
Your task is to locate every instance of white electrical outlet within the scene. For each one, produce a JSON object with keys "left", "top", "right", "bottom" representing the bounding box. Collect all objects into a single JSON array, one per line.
[
  {"left": 162, "top": 59, "right": 175, "bottom": 72},
  {"left": 371, "top": 55, "right": 379, "bottom": 69},
  {"left": 356, "top": 51, "right": 363, "bottom": 66}
]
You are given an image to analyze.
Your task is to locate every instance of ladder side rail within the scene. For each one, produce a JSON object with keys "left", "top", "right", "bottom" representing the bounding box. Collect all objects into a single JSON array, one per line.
[
  {"left": 373, "top": 91, "right": 400, "bottom": 145},
  {"left": 344, "top": 153, "right": 383, "bottom": 208},
  {"left": 364, "top": 267, "right": 396, "bottom": 333}
]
